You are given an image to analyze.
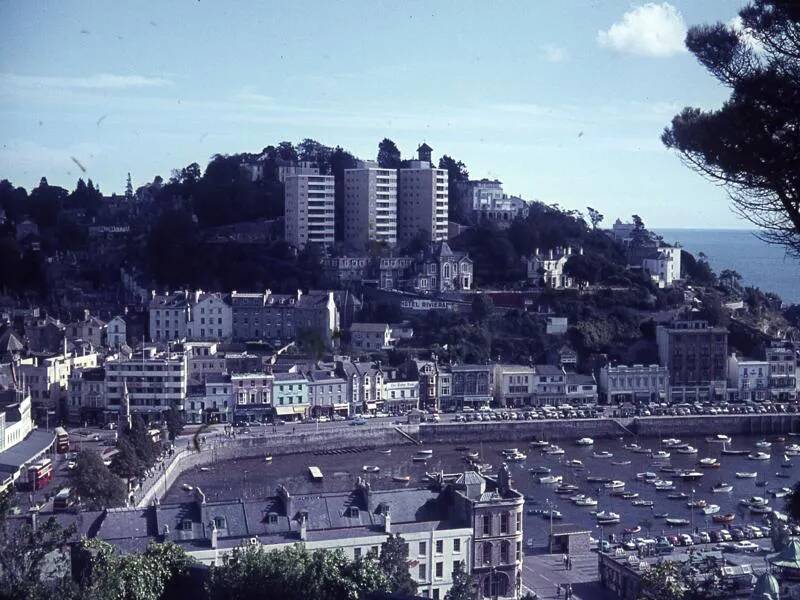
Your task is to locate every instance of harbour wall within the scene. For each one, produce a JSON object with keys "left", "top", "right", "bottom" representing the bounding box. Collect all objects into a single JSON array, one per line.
[
  {"left": 137, "top": 425, "right": 416, "bottom": 507},
  {"left": 418, "top": 414, "right": 800, "bottom": 445}
]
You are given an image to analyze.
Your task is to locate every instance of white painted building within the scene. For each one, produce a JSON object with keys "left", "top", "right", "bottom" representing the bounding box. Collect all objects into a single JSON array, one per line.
[
  {"left": 599, "top": 364, "right": 669, "bottom": 404},
  {"left": 728, "top": 355, "right": 770, "bottom": 403},
  {"left": 284, "top": 174, "right": 335, "bottom": 249},
  {"left": 524, "top": 246, "right": 581, "bottom": 289},
  {"left": 17, "top": 350, "right": 99, "bottom": 421},
  {"left": 397, "top": 145, "right": 448, "bottom": 244},
  {"left": 350, "top": 322, "right": 393, "bottom": 352},
  {"left": 187, "top": 292, "right": 232, "bottom": 342},
  {"left": 641, "top": 245, "right": 682, "bottom": 288},
  {"left": 493, "top": 365, "right": 534, "bottom": 408},
  {"left": 106, "top": 316, "right": 127, "bottom": 348}
]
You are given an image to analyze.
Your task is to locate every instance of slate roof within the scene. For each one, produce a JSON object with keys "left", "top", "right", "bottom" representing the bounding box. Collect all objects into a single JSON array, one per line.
[{"left": 0, "top": 429, "right": 55, "bottom": 473}]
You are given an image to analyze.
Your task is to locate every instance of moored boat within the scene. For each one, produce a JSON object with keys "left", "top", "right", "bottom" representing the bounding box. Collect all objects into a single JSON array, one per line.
[
  {"left": 652, "top": 451, "right": 671, "bottom": 460},
  {"left": 611, "top": 460, "right": 631, "bottom": 466},
  {"left": 632, "top": 499, "right": 654, "bottom": 507},
  {"left": 712, "top": 482, "right": 733, "bottom": 493},
  {"left": 748, "top": 452, "right": 771, "bottom": 461},
  {"left": 701, "top": 504, "right": 720, "bottom": 515},
  {"left": 676, "top": 446, "right": 698, "bottom": 455},
  {"left": 593, "top": 451, "right": 613, "bottom": 459},
  {"left": 604, "top": 480, "right": 625, "bottom": 489},
  {"left": 706, "top": 434, "right": 732, "bottom": 444},
  {"left": 666, "top": 517, "right": 689, "bottom": 526},
  {"left": 529, "top": 466, "right": 551, "bottom": 475},
  {"left": 363, "top": 465, "right": 380, "bottom": 473},
  {"left": 539, "top": 474, "right": 562, "bottom": 484},
  {"left": 566, "top": 459, "right": 584, "bottom": 469},
  {"left": 378, "top": 449, "right": 392, "bottom": 455},
  {"left": 576, "top": 437, "right": 594, "bottom": 446},
  {"left": 699, "top": 458, "right": 720, "bottom": 468},
  {"left": 574, "top": 496, "right": 598, "bottom": 507},
  {"left": 712, "top": 513, "right": 735, "bottom": 524},
  {"left": 623, "top": 525, "right": 642, "bottom": 534},
  {"left": 596, "top": 511, "right": 621, "bottom": 524},
  {"left": 393, "top": 475, "right": 412, "bottom": 483},
  {"left": 736, "top": 472, "right": 758, "bottom": 479}
]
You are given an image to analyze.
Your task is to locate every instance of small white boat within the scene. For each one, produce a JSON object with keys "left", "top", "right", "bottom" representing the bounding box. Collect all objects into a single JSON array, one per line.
[
  {"left": 605, "top": 480, "right": 625, "bottom": 489},
  {"left": 378, "top": 449, "right": 392, "bottom": 455},
  {"left": 662, "top": 438, "right": 682, "bottom": 448},
  {"left": 529, "top": 466, "right": 551, "bottom": 474},
  {"left": 417, "top": 449, "right": 434, "bottom": 457},
  {"left": 574, "top": 496, "right": 598, "bottom": 507},
  {"left": 740, "top": 496, "right": 769, "bottom": 508},
  {"left": 701, "top": 504, "right": 720, "bottom": 515},
  {"left": 755, "top": 440, "right": 772, "bottom": 450},
  {"left": 750, "top": 505, "right": 773, "bottom": 514},
  {"left": 544, "top": 445, "right": 565, "bottom": 456},
  {"left": 506, "top": 451, "right": 527, "bottom": 462},
  {"left": 706, "top": 434, "right": 732, "bottom": 444},
  {"left": 576, "top": 437, "right": 594, "bottom": 446},
  {"left": 593, "top": 451, "right": 613, "bottom": 459},
  {"left": 633, "top": 446, "right": 653, "bottom": 454},
  {"left": 680, "top": 471, "right": 704, "bottom": 480},
  {"left": 712, "top": 483, "right": 733, "bottom": 493},
  {"left": 785, "top": 444, "right": 800, "bottom": 456},
  {"left": 624, "top": 443, "right": 643, "bottom": 451},
  {"left": 539, "top": 475, "right": 563, "bottom": 484},
  {"left": 636, "top": 472, "right": 658, "bottom": 482},
  {"left": 676, "top": 446, "right": 698, "bottom": 455},
  {"left": 182, "top": 484, "right": 193, "bottom": 491},
  {"left": 308, "top": 466, "right": 324, "bottom": 481},
  {"left": 530, "top": 439, "right": 550, "bottom": 448},
  {"left": 748, "top": 452, "right": 771, "bottom": 461},
  {"left": 770, "top": 487, "right": 793, "bottom": 498},
  {"left": 666, "top": 517, "right": 689, "bottom": 526},
  {"left": 611, "top": 460, "right": 631, "bottom": 466},
  {"left": 264, "top": 455, "right": 273, "bottom": 463},
  {"left": 467, "top": 451, "right": 480, "bottom": 459},
  {"left": 393, "top": 475, "right": 412, "bottom": 483},
  {"left": 699, "top": 458, "right": 720, "bottom": 468},
  {"left": 736, "top": 472, "right": 758, "bottom": 479},
  {"left": 566, "top": 459, "right": 584, "bottom": 469},
  {"left": 596, "top": 511, "right": 621, "bottom": 524},
  {"left": 632, "top": 499, "right": 654, "bottom": 507},
  {"left": 652, "top": 451, "right": 671, "bottom": 460},
  {"left": 363, "top": 465, "right": 380, "bottom": 473},
  {"left": 654, "top": 480, "right": 674, "bottom": 490}
]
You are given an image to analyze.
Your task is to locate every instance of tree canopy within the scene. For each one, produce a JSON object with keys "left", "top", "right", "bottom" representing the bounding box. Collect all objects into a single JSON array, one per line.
[
  {"left": 663, "top": 0, "right": 800, "bottom": 255},
  {"left": 73, "top": 449, "right": 127, "bottom": 510}
]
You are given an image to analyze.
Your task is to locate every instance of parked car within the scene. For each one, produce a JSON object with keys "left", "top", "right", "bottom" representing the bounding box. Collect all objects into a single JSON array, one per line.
[{"left": 733, "top": 540, "right": 760, "bottom": 553}]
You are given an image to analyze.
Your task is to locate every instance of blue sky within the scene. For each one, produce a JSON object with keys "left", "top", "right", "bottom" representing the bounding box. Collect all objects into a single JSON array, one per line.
[{"left": 0, "top": 0, "right": 749, "bottom": 228}]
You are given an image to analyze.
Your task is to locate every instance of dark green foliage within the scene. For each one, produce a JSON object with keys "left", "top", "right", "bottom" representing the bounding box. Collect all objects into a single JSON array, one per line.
[
  {"left": 112, "top": 438, "right": 146, "bottom": 480},
  {"left": 0, "top": 490, "right": 77, "bottom": 600},
  {"left": 438, "top": 155, "right": 470, "bottom": 223},
  {"left": 164, "top": 406, "right": 184, "bottom": 441},
  {"left": 205, "top": 544, "right": 390, "bottom": 600},
  {"left": 470, "top": 295, "right": 495, "bottom": 322},
  {"left": 680, "top": 250, "right": 716, "bottom": 285},
  {"left": 444, "top": 560, "right": 475, "bottom": 600},
  {"left": 73, "top": 449, "right": 127, "bottom": 509},
  {"left": 378, "top": 534, "right": 417, "bottom": 596},
  {"left": 663, "top": 0, "right": 800, "bottom": 255},
  {"left": 377, "top": 138, "right": 402, "bottom": 169}
]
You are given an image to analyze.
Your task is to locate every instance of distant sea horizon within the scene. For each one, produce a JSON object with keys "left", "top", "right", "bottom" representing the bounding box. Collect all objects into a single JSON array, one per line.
[{"left": 655, "top": 228, "right": 800, "bottom": 305}]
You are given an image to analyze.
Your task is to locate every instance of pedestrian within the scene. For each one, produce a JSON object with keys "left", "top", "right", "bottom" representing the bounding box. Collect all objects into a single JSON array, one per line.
[
  {"left": 568, "top": 556, "right": 573, "bottom": 570},
  {"left": 563, "top": 553, "right": 568, "bottom": 568},
  {"left": 556, "top": 583, "right": 561, "bottom": 598}
]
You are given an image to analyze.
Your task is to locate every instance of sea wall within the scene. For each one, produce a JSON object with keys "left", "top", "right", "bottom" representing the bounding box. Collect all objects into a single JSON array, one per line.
[
  {"left": 419, "top": 414, "right": 800, "bottom": 445},
  {"left": 137, "top": 425, "right": 416, "bottom": 507}
]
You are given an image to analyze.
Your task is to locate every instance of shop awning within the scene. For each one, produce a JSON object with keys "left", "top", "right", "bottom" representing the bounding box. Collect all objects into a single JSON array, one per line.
[{"left": 274, "top": 405, "right": 307, "bottom": 416}]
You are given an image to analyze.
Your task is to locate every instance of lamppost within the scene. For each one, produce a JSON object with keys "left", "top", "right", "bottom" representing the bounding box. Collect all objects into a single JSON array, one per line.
[
  {"left": 243, "top": 469, "right": 249, "bottom": 499},
  {"left": 690, "top": 488, "right": 695, "bottom": 533}
]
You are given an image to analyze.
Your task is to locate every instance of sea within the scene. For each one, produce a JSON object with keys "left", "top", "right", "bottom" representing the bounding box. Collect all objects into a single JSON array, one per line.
[
  {"left": 167, "top": 434, "right": 798, "bottom": 550},
  {"left": 656, "top": 228, "right": 800, "bottom": 305}
]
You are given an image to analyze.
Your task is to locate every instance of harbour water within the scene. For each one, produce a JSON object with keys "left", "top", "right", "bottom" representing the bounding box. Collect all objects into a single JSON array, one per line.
[{"left": 167, "top": 433, "right": 799, "bottom": 549}]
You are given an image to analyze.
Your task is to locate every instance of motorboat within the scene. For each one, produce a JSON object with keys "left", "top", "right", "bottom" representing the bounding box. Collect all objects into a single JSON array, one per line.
[
  {"left": 542, "top": 509, "right": 563, "bottom": 520},
  {"left": 706, "top": 434, "right": 732, "bottom": 444},
  {"left": 576, "top": 437, "right": 594, "bottom": 446},
  {"left": 529, "top": 466, "right": 551, "bottom": 475},
  {"left": 721, "top": 446, "right": 750, "bottom": 456},
  {"left": 264, "top": 455, "right": 273, "bottom": 463},
  {"left": 555, "top": 483, "right": 580, "bottom": 494},
  {"left": 652, "top": 451, "right": 671, "bottom": 460},
  {"left": 466, "top": 451, "right": 480, "bottom": 459},
  {"left": 574, "top": 496, "right": 598, "bottom": 507},
  {"left": 735, "top": 472, "right": 758, "bottom": 479},
  {"left": 530, "top": 439, "right": 550, "bottom": 448},
  {"left": 782, "top": 456, "right": 792, "bottom": 468},
  {"left": 785, "top": 444, "right": 800, "bottom": 456},
  {"left": 740, "top": 496, "right": 769, "bottom": 508},
  {"left": 666, "top": 517, "right": 689, "bottom": 526},
  {"left": 412, "top": 456, "right": 430, "bottom": 463},
  {"left": 505, "top": 451, "right": 527, "bottom": 462},
  {"left": 680, "top": 471, "right": 704, "bottom": 481},
  {"left": 605, "top": 480, "right": 625, "bottom": 489},
  {"left": 620, "top": 492, "right": 639, "bottom": 500},
  {"left": 654, "top": 512, "right": 669, "bottom": 519},
  {"left": 676, "top": 446, "right": 698, "bottom": 455},
  {"left": 633, "top": 446, "right": 653, "bottom": 454},
  {"left": 712, "top": 482, "right": 733, "bottom": 493},
  {"left": 378, "top": 449, "right": 392, "bottom": 455},
  {"left": 417, "top": 449, "right": 434, "bottom": 457},
  {"left": 593, "top": 451, "right": 613, "bottom": 459},
  {"left": 544, "top": 445, "right": 565, "bottom": 456},
  {"left": 662, "top": 438, "right": 683, "bottom": 448},
  {"left": 363, "top": 465, "right": 380, "bottom": 473},
  {"left": 586, "top": 475, "right": 611, "bottom": 483},
  {"left": 566, "top": 459, "right": 584, "bottom": 469},
  {"left": 596, "top": 511, "right": 621, "bottom": 524},
  {"left": 654, "top": 481, "right": 675, "bottom": 491},
  {"left": 687, "top": 499, "right": 707, "bottom": 509},
  {"left": 632, "top": 499, "right": 654, "bottom": 507},
  {"left": 636, "top": 472, "right": 658, "bottom": 482},
  {"left": 667, "top": 492, "right": 688, "bottom": 500},
  {"left": 624, "top": 525, "right": 642, "bottom": 534},
  {"left": 699, "top": 458, "right": 720, "bottom": 468},
  {"left": 750, "top": 505, "right": 773, "bottom": 515},
  {"left": 623, "top": 443, "right": 643, "bottom": 451},
  {"left": 611, "top": 460, "right": 631, "bottom": 466},
  {"left": 748, "top": 452, "right": 771, "bottom": 461},
  {"left": 701, "top": 504, "right": 720, "bottom": 515},
  {"left": 539, "top": 475, "right": 563, "bottom": 484},
  {"left": 769, "top": 487, "right": 793, "bottom": 498},
  {"left": 712, "top": 513, "right": 735, "bottom": 524},
  {"left": 755, "top": 440, "right": 772, "bottom": 450},
  {"left": 502, "top": 448, "right": 520, "bottom": 455},
  {"left": 392, "top": 475, "right": 412, "bottom": 483},
  {"left": 768, "top": 435, "right": 786, "bottom": 443}
]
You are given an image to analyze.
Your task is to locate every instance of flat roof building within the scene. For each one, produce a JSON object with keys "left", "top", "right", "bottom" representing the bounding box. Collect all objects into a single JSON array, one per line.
[
  {"left": 344, "top": 166, "right": 397, "bottom": 248},
  {"left": 284, "top": 174, "right": 335, "bottom": 249}
]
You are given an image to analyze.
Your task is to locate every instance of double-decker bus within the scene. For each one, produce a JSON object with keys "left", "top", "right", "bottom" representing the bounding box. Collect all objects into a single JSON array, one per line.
[
  {"left": 54, "top": 427, "right": 70, "bottom": 453},
  {"left": 25, "top": 458, "right": 53, "bottom": 491}
]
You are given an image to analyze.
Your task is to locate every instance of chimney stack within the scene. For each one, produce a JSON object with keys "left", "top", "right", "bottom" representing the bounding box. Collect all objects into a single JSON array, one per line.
[
  {"left": 299, "top": 513, "right": 308, "bottom": 541},
  {"left": 210, "top": 522, "right": 218, "bottom": 549},
  {"left": 162, "top": 524, "right": 170, "bottom": 541},
  {"left": 384, "top": 509, "right": 391, "bottom": 533}
]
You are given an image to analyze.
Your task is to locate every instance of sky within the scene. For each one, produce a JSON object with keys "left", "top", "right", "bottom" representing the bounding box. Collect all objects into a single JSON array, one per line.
[{"left": 0, "top": 0, "right": 751, "bottom": 228}]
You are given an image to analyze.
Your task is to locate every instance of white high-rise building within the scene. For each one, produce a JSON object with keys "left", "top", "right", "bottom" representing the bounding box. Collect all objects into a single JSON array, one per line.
[
  {"left": 285, "top": 174, "right": 335, "bottom": 249},
  {"left": 398, "top": 144, "right": 448, "bottom": 244},
  {"left": 344, "top": 166, "right": 397, "bottom": 248}
]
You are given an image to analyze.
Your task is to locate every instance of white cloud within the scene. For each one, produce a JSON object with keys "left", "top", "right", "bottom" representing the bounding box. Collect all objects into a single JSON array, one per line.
[
  {"left": 0, "top": 72, "right": 172, "bottom": 90},
  {"left": 728, "top": 16, "right": 764, "bottom": 53},
  {"left": 541, "top": 44, "right": 569, "bottom": 63},
  {"left": 597, "top": 3, "right": 687, "bottom": 57}
]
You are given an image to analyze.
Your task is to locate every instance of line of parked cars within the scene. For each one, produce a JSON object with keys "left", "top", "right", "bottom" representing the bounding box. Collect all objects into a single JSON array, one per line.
[
  {"left": 601, "top": 523, "right": 789, "bottom": 556},
  {"left": 636, "top": 401, "right": 798, "bottom": 417},
  {"left": 454, "top": 407, "right": 602, "bottom": 423}
]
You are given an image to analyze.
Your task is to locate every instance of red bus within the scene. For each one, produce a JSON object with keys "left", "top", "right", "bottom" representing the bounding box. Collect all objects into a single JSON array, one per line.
[
  {"left": 55, "top": 427, "right": 70, "bottom": 454},
  {"left": 25, "top": 459, "right": 53, "bottom": 491}
]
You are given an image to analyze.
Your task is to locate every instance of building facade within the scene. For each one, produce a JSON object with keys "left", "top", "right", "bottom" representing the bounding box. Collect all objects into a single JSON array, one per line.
[
  {"left": 284, "top": 174, "right": 335, "bottom": 249},
  {"left": 272, "top": 372, "right": 309, "bottom": 421},
  {"left": 344, "top": 166, "right": 398, "bottom": 248},
  {"left": 397, "top": 147, "right": 448, "bottom": 244},
  {"left": 524, "top": 246, "right": 580, "bottom": 289},
  {"left": 599, "top": 364, "right": 669, "bottom": 405},
  {"left": 657, "top": 320, "right": 728, "bottom": 403}
]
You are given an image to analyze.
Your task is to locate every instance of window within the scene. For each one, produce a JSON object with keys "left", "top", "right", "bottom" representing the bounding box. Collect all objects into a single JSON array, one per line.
[
  {"left": 453, "top": 538, "right": 461, "bottom": 553},
  {"left": 418, "top": 563, "right": 426, "bottom": 580},
  {"left": 500, "top": 513, "right": 509, "bottom": 534},
  {"left": 354, "top": 547, "right": 361, "bottom": 559},
  {"left": 482, "top": 514, "right": 491, "bottom": 535},
  {"left": 435, "top": 561, "right": 443, "bottom": 578},
  {"left": 419, "top": 541, "right": 426, "bottom": 556},
  {"left": 500, "top": 541, "right": 510, "bottom": 563},
  {"left": 516, "top": 511, "right": 522, "bottom": 532},
  {"left": 436, "top": 539, "right": 443, "bottom": 554},
  {"left": 482, "top": 542, "right": 492, "bottom": 564}
]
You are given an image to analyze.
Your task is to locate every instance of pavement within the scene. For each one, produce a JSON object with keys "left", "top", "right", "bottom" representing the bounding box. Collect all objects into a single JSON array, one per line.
[{"left": 521, "top": 552, "right": 615, "bottom": 600}]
